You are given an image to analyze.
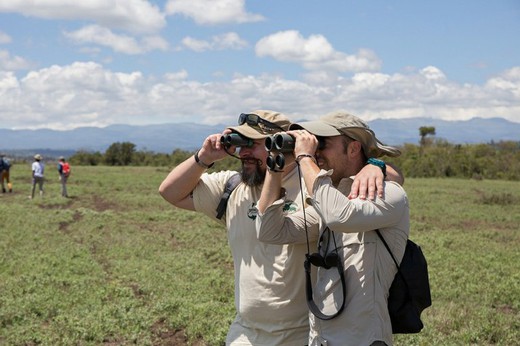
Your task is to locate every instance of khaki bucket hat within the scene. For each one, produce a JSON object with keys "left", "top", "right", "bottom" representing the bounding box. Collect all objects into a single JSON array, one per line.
[
  {"left": 227, "top": 110, "right": 291, "bottom": 139},
  {"left": 290, "top": 111, "right": 401, "bottom": 158}
]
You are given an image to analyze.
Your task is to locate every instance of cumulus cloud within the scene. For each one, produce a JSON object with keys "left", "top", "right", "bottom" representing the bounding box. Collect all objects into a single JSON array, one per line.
[
  {"left": 165, "top": 0, "right": 264, "bottom": 25},
  {"left": 0, "top": 62, "right": 147, "bottom": 129},
  {"left": 256, "top": 30, "right": 381, "bottom": 73},
  {"left": 181, "top": 32, "right": 248, "bottom": 52},
  {"left": 485, "top": 67, "right": 520, "bottom": 98},
  {"left": 64, "top": 25, "right": 169, "bottom": 54},
  {"left": 1, "top": 62, "right": 520, "bottom": 130},
  {"left": 0, "top": 0, "right": 165, "bottom": 33},
  {"left": 0, "top": 50, "right": 33, "bottom": 70}
]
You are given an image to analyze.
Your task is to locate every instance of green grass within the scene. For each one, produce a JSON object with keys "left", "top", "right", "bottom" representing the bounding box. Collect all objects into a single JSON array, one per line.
[{"left": 1, "top": 166, "right": 519, "bottom": 345}]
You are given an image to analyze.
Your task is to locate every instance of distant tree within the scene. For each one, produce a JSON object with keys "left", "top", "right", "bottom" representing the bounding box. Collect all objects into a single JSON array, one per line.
[
  {"left": 419, "top": 126, "right": 436, "bottom": 146},
  {"left": 104, "top": 142, "right": 136, "bottom": 166},
  {"left": 69, "top": 150, "right": 102, "bottom": 165}
]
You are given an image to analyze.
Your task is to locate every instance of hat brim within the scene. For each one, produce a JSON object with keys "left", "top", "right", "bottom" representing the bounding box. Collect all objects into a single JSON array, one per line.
[
  {"left": 227, "top": 124, "right": 270, "bottom": 139},
  {"left": 289, "top": 121, "right": 341, "bottom": 136}
]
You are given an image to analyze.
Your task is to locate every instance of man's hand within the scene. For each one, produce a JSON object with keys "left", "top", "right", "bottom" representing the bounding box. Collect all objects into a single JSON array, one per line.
[
  {"left": 197, "top": 132, "right": 233, "bottom": 165},
  {"left": 349, "top": 164, "right": 385, "bottom": 200},
  {"left": 287, "top": 130, "right": 319, "bottom": 158}
]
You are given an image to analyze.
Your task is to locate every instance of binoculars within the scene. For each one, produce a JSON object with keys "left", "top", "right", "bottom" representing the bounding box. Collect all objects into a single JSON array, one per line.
[
  {"left": 266, "top": 153, "right": 286, "bottom": 172},
  {"left": 265, "top": 133, "right": 326, "bottom": 152},
  {"left": 220, "top": 133, "right": 253, "bottom": 148},
  {"left": 265, "top": 133, "right": 294, "bottom": 153},
  {"left": 265, "top": 133, "right": 325, "bottom": 171}
]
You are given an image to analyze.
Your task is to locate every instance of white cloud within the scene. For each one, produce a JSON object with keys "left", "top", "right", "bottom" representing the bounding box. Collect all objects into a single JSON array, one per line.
[
  {"left": 1, "top": 62, "right": 520, "bottom": 130},
  {"left": 0, "top": 31, "right": 11, "bottom": 44},
  {"left": 165, "top": 0, "right": 264, "bottom": 25},
  {"left": 181, "top": 32, "right": 248, "bottom": 52},
  {"left": 0, "top": 50, "right": 33, "bottom": 70},
  {"left": 64, "top": 25, "right": 169, "bottom": 54},
  {"left": 0, "top": 0, "right": 165, "bottom": 33},
  {"left": 0, "top": 62, "right": 147, "bottom": 129},
  {"left": 485, "top": 67, "right": 520, "bottom": 98},
  {"left": 255, "top": 30, "right": 381, "bottom": 73}
]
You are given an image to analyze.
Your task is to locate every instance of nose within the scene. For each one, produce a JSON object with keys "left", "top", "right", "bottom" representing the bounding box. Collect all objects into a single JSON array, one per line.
[{"left": 238, "top": 145, "right": 253, "bottom": 157}]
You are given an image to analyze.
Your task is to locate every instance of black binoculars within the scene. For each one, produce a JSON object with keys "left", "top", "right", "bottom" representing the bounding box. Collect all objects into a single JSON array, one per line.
[
  {"left": 266, "top": 153, "right": 286, "bottom": 172},
  {"left": 265, "top": 133, "right": 294, "bottom": 152},
  {"left": 265, "top": 133, "right": 326, "bottom": 152},
  {"left": 220, "top": 133, "right": 253, "bottom": 148}
]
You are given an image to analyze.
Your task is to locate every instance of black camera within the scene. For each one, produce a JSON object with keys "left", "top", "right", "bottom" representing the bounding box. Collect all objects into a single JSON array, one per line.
[{"left": 220, "top": 133, "right": 253, "bottom": 148}]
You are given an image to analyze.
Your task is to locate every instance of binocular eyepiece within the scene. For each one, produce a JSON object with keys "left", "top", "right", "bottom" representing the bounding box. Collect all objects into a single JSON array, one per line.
[
  {"left": 265, "top": 133, "right": 326, "bottom": 152},
  {"left": 266, "top": 153, "right": 286, "bottom": 172},
  {"left": 220, "top": 133, "right": 253, "bottom": 148}
]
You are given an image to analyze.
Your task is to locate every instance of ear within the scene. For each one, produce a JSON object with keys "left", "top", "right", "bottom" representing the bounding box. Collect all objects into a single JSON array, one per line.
[{"left": 349, "top": 141, "right": 363, "bottom": 157}]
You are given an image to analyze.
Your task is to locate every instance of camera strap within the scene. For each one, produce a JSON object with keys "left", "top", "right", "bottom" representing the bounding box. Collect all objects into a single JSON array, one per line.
[{"left": 294, "top": 162, "right": 347, "bottom": 320}]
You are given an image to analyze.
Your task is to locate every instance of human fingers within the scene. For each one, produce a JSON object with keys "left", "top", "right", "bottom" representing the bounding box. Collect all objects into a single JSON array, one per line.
[{"left": 288, "top": 130, "right": 317, "bottom": 156}]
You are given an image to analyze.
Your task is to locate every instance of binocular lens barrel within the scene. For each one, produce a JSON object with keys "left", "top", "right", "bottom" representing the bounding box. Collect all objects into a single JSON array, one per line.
[
  {"left": 265, "top": 135, "right": 276, "bottom": 151},
  {"left": 265, "top": 133, "right": 295, "bottom": 152},
  {"left": 220, "top": 133, "right": 253, "bottom": 148},
  {"left": 275, "top": 153, "right": 285, "bottom": 168},
  {"left": 265, "top": 133, "right": 326, "bottom": 152},
  {"left": 274, "top": 133, "right": 295, "bottom": 152},
  {"left": 266, "top": 153, "right": 286, "bottom": 171}
]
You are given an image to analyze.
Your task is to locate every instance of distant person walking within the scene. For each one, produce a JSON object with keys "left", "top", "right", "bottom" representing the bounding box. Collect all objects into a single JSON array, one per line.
[
  {"left": 1, "top": 153, "right": 12, "bottom": 193},
  {"left": 30, "top": 154, "right": 45, "bottom": 199},
  {"left": 57, "top": 156, "right": 70, "bottom": 197}
]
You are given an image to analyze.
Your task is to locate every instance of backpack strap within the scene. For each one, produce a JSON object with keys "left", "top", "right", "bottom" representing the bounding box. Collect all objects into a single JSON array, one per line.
[
  {"left": 376, "top": 229, "right": 411, "bottom": 293},
  {"left": 215, "top": 173, "right": 241, "bottom": 220},
  {"left": 375, "top": 229, "right": 400, "bottom": 269}
]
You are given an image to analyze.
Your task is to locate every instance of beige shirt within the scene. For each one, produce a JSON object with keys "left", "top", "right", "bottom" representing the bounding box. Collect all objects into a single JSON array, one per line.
[
  {"left": 257, "top": 170, "right": 410, "bottom": 346},
  {"left": 193, "top": 168, "right": 316, "bottom": 345}
]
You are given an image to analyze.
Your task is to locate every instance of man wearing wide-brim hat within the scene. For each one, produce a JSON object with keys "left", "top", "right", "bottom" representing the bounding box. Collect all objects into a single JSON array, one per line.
[{"left": 256, "top": 111, "right": 409, "bottom": 346}]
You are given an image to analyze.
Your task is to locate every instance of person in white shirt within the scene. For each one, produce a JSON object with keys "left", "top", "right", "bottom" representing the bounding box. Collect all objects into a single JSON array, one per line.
[
  {"left": 158, "top": 110, "right": 400, "bottom": 345},
  {"left": 30, "top": 154, "right": 45, "bottom": 199},
  {"left": 256, "top": 111, "right": 408, "bottom": 346}
]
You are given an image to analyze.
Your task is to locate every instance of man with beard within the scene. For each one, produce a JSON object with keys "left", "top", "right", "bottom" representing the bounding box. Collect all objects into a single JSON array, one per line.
[{"left": 158, "top": 110, "right": 402, "bottom": 345}]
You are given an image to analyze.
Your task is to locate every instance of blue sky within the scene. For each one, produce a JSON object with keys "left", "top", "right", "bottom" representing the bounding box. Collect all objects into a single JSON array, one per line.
[{"left": 0, "top": 0, "right": 519, "bottom": 130}]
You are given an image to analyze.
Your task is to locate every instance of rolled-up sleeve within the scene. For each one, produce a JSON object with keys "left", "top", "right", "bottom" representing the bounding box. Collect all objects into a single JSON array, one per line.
[
  {"left": 310, "top": 171, "right": 408, "bottom": 234},
  {"left": 256, "top": 197, "right": 321, "bottom": 245}
]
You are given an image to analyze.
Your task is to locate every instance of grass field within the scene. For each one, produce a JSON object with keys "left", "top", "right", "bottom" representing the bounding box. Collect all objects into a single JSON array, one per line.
[{"left": 1, "top": 165, "right": 519, "bottom": 345}]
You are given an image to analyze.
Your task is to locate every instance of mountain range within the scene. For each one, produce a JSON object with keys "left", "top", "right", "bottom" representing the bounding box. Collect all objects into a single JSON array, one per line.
[{"left": 0, "top": 117, "right": 518, "bottom": 157}]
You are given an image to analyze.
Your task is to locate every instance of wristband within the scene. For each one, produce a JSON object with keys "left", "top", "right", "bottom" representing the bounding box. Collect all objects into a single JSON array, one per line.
[
  {"left": 295, "top": 154, "right": 317, "bottom": 165},
  {"left": 194, "top": 150, "right": 214, "bottom": 169},
  {"left": 367, "top": 158, "right": 386, "bottom": 178}
]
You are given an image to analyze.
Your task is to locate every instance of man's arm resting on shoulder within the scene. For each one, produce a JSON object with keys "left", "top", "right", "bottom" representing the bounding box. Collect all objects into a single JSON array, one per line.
[{"left": 349, "top": 162, "right": 404, "bottom": 200}]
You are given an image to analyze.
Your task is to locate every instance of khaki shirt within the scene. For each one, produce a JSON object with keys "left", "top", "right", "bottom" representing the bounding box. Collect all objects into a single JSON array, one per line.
[
  {"left": 257, "top": 170, "right": 409, "bottom": 346},
  {"left": 193, "top": 168, "right": 314, "bottom": 345}
]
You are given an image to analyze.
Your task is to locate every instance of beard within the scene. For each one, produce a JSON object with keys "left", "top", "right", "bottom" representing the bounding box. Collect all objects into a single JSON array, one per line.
[{"left": 240, "top": 158, "right": 265, "bottom": 187}]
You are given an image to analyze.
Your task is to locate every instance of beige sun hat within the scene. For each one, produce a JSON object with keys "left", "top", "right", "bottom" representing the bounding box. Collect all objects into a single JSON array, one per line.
[
  {"left": 34, "top": 154, "right": 42, "bottom": 160},
  {"left": 290, "top": 110, "right": 401, "bottom": 158},
  {"left": 227, "top": 110, "right": 291, "bottom": 139}
]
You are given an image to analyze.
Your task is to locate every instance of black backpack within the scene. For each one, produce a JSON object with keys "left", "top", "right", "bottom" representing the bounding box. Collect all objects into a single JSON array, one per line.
[{"left": 376, "top": 230, "right": 432, "bottom": 334}]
